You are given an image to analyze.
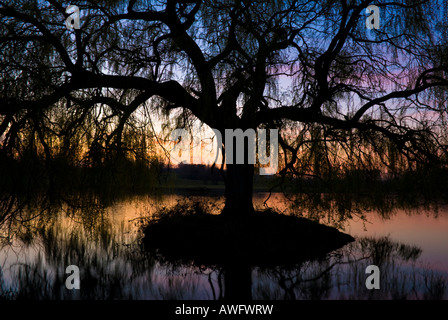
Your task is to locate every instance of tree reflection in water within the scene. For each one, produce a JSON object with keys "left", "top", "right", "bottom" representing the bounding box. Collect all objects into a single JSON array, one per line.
[
  {"left": 251, "top": 236, "right": 445, "bottom": 300},
  {"left": 0, "top": 192, "right": 156, "bottom": 300},
  {"left": 0, "top": 194, "right": 447, "bottom": 300}
]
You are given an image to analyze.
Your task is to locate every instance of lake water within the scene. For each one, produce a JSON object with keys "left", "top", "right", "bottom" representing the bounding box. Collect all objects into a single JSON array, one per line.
[{"left": 0, "top": 193, "right": 447, "bottom": 300}]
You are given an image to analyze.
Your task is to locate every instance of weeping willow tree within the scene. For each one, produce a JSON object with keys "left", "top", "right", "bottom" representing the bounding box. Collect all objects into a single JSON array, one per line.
[{"left": 1, "top": 0, "right": 448, "bottom": 217}]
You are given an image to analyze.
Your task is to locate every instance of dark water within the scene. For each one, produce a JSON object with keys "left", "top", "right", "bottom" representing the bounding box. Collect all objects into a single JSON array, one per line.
[{"left": 0, "top": 193, "right": 447, "bottom": 300}]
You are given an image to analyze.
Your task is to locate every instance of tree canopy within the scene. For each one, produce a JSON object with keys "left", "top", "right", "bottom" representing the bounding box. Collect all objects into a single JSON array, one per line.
[{"left": 1, "top": 1, "right": 448, "bottom": 210}]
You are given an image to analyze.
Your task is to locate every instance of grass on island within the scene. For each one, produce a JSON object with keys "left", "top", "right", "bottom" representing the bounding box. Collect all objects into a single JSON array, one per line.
[{"left": 142, "top": 201, "right": 354, "bottom": 267}]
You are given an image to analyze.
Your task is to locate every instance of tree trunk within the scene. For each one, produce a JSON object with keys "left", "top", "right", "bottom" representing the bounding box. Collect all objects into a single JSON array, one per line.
[{"left": 221, "top": 163, "right": 255, "bottom": 217}]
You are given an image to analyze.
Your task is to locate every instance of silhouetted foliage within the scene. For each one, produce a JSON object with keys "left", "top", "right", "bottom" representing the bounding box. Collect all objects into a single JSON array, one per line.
[{"left": 1, "top": 1, "right": 448, "bottom": 216}]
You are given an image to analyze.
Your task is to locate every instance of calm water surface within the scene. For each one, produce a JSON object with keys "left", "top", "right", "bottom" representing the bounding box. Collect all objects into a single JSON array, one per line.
[{"left": 1, "top": 193, "right": 447, "bottom": 300}]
